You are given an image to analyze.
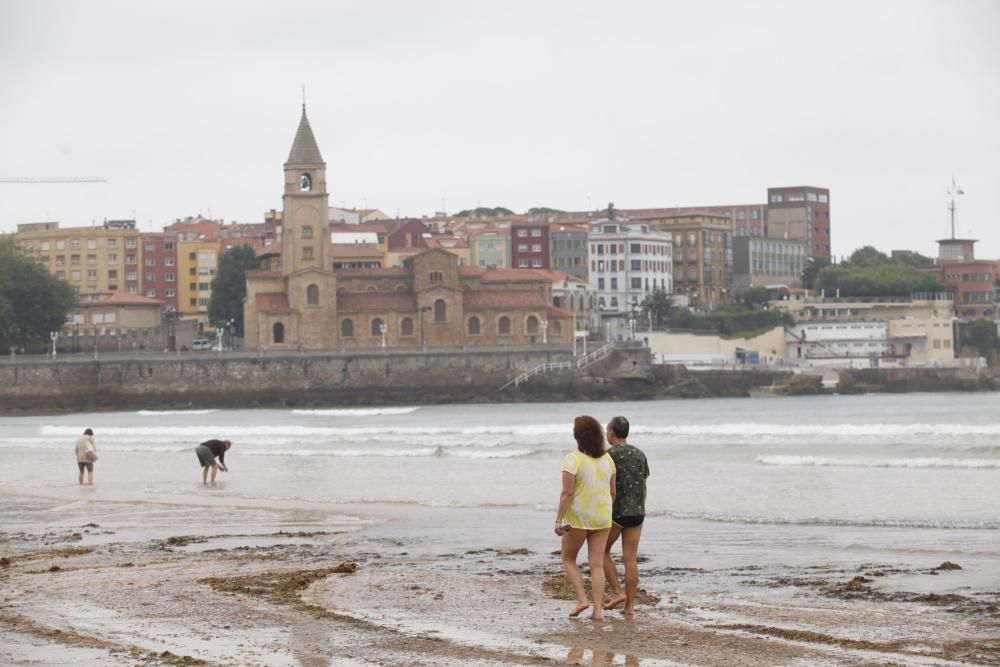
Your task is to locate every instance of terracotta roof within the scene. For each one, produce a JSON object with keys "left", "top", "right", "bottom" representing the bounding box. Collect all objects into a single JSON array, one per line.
[
  {"left": 334, "top": 267, "right": 408, "bottom": 277},
  {"left": 256, "top": 293, "right": 290, "bottom": 312},
  {"left": 531, "top": 269, "right": 585, "bottom": 284},
  {"left": 463, "top": 290, "right": 547, "bottom": 310},
  {"left": 458, "top": 266, "right": 486, "bottom": 277},
  {"left": 338, "top": 292, "right": 416, "bottom": 312},
  {"left": 479, "top": 268, "right": 549, "bottom": 283},
  {"left": 331, "top": 243, "right": 382, "bottom": 258},
  {"left": 93, "top": 291, "right": 163, "bottom": 307},
  {"left": 247, "top": 269, "right": 282, "bottom": 278}
]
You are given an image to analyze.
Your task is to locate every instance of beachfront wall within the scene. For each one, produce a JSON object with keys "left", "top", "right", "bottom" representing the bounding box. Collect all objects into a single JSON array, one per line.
[
  {"left": 647, "top": 327, "right": 788, "bottom": 365},
  {"left": 0, "top": 347, "right": 651, "bottom": 412}
]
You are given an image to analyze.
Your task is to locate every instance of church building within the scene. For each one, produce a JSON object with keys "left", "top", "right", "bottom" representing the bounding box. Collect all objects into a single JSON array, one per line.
[{"left": 243, "top": 108, "right": 573, "bottom": 350}]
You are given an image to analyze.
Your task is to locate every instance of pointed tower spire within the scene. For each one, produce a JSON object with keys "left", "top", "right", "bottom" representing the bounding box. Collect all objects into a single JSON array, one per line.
[{"left": 286, "top": 106, "right": 324, "bottom": 164}]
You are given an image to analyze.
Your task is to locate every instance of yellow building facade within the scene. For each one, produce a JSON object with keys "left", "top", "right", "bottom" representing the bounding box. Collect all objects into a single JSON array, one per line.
[{"left": 177, "top": 240, "right": 220, "bottom": 319}]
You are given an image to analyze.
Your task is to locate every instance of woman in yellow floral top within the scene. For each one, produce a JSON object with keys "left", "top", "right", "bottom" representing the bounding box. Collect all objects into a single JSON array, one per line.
[{"left": 555, "top": 415, "right": 616, "bottom": 621}]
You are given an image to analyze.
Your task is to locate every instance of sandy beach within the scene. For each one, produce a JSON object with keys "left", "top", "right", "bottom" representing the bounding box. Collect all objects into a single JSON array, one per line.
[
  {"left": 1, "top": 494, "right": 998, "bottom": 666},
  {"left": 1, "top": 396, "right": 998, "bottom": 665}
]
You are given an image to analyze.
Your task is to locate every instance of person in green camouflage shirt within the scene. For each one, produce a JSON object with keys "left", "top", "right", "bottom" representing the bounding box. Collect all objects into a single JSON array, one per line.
[{"left": 601, "top": 415, "right": 649, "bottom": 618}]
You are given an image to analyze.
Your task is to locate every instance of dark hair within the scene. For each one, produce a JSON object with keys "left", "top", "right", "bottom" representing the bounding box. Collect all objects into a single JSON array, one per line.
[
  {"left": 573, "top": 415, "right": 606, "bottom": 458},
  {"left": 84, "top": 428, "right": 94, "bottom": 436},
  {"left": 608, "top": 416, "right": 629, "bottom": 440}
]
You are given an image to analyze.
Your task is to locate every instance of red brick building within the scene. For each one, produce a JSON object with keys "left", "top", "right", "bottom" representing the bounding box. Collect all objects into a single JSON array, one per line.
[
  {"left": 766, "top": 186, "right": 831, "bottom": 259},
  {"left": 139, "top": 232, "right": 179, "bottom": 310},
  {"left": 929, "top": 238, "right": 999, "bottom": 319},
  {"left": 511, "top": 221, "right": 550, "bottom": 269}
]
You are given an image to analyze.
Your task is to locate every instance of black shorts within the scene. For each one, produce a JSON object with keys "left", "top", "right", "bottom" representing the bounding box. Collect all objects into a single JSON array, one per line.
[
  {"left": 613, "top": 515, "right": 644, "bottom": 528},
  {"left": 77, "top": 461, "right": 93, "bottom": 473},
  {"left": 195, "top": 445, "right": 217, "bottom": 468}
]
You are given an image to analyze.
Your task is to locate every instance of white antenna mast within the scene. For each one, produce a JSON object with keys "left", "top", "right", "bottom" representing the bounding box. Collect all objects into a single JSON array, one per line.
[{"left": 947, "top": 177, "right": 965, "bottom": 239}]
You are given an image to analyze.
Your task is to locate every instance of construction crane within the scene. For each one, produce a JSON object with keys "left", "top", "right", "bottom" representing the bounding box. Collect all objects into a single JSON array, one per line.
[{"left": 0, "top": 177, "right": 107, "bottom": 183}]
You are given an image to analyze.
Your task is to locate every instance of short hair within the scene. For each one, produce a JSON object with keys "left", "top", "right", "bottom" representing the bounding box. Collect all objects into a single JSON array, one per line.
[
  {"left": 573, "top": 415, "right": 606, "bottom": 458},
  {"left": 608, "top": 416, "right": 629, "bottom": 440},
  {"left": 224, "top": 440, "right": 232, "bottom": 449},
  {"left": 84, "top": 428, "right": 94, "bottom": 436}
]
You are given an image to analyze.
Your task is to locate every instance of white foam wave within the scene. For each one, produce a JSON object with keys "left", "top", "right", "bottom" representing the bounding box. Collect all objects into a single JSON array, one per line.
[
  {"left": 38, "top": 421, "right": 1000, "bottom": 440},
  {"left": 448, "top": 448, "right": 536, "bottom": 459},
  {"left": 291, "top": 407, "right": 420, "bottom": 416},
  {"left": 136, "top": 409, "right": 217, "bottom": 415},
  {"left": 242, "top": 447, "right": 441, "bottom": 458},
  {"left": 756, "top": 455, "right": 1000, "bottom": 469},
  {"left": 651, "top": 509, "right": 1000, "bottom": 530}
]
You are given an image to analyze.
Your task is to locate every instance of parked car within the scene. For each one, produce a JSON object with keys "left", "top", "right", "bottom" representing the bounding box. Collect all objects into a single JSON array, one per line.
[{"left": 191, "top": 338, "right": 214, "bottom": 351}]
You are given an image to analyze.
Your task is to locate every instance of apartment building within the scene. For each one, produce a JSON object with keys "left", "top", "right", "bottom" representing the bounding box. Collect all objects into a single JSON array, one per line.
[
  {"left": 510, "top": 221, "right": 550, "bottom": 270},
  {"left": 767, "top": 186, "right": 831, "bottom": 259},
  {"left": 549, "top": 223, "right": 588, "bottom": 280},
  {"left": 587, "top": 220, "right": 672, "bottom": 317},
  {"left": 928, "top": 238, "right": 999, "bottom": 320},
  {"left": 469, "top": 228, "right": 512, "bottom": 269},
  {"left": 732, "top": 236, "right": 810, "bottom": 295},
  {"left": 139, "top": 232, "right": 179, "bottom": 310},
  {"left": 647, "top": 214, "right": 733, "bottom": 307},
  {"left": 178, "top": 240, "right": 219, "bottom": 319},
  {"left": 15, "top": 220, "right": 143, "bottom": 296}
]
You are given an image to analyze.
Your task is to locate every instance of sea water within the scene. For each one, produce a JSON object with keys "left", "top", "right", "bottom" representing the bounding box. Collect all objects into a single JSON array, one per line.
[{"left": 1, "top": 393, "right": 998, "bottom": 591}]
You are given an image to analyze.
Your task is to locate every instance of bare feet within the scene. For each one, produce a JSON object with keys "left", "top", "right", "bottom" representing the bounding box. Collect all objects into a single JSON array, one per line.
[
  {"left": 591, "top": 612, "right": 604, "bottom": 622},
  {"left": 569, "top": 601, "right": 590, "bottom": 617},
  {"left": 623, "top": 605, "right": 635, "bottom": 620},
  {"left": 604, "top": 593, "right": 626, "bottom": 610}
]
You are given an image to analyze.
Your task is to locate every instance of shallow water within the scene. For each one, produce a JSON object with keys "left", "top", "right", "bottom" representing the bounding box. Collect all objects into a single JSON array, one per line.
[{"left": 1, "top": 393, "right": 998, "bottom": 590}]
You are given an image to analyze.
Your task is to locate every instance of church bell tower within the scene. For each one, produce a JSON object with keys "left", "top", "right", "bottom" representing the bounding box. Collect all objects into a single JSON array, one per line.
[{"left": 281, "top": 105, "right": 331, "bottom": 275}]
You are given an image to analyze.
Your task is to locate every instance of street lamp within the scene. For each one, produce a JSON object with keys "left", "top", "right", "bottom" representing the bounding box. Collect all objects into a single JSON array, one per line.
[
  {"left": 163, "top": 306, "right": 179, "bottom": 352},
  {"left": 416, "top": 305, "right": 431, "bottom": 352},
  {"left": 49, "top": 331, "right": 58, "bottom": 357},
  {"left": 540, "top": 319, "right": 548, "bottom": 345},
  {"left": 379, "top": 322, "right": 387, "bottom": 349}
]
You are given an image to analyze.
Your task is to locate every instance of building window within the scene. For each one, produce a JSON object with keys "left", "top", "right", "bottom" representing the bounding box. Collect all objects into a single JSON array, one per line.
[
  {"left": 531, "top": 229, "right": 541, "bottom": 237},
  {"left": 272, "top": 322, "right": 285, "bottom": 343},
  {"left": 127, "top": 254, "right": 136, "bottom": 264},
  {"left": 467, "top": 316, "right": 481, "bottom": 335},
  {"left": 341, "top": 319, "right": 354, "bottom": 337},
  {"left": 552, "top": 321, "right": 562, "bottom": 335},
  {"left": 301, "top": 225, "right": 314, "bottom": 239},
  {"left": 631, "top": 278, "right": 642, "bottom": 289},
  {"left": 498, "top": 316, "right": 511, "bottom": 335},
  {"left": 146, "top": 290, "right": 157, "bottom": 298},
  {"left": 434, "top": 298, "right": 446, "bottom": 322},
  {"left": 307, "top": 284, "right": 319, "bottom": 305},
  {"left": 165, "top": 289, "right": 175, "bottom": 297},
  {"left": 165, "top": 273, "right": 174, "bottom": 282},
  {"left": 371, "top": 318, "right": 384, "bottom": 337},
  {"left": 145, "top": 258, "right": 155, "bottom": 266},
  {"left": 302, "top": 246, "right": 314, "bottom": 260},
  {"left": 527, "top": 316, "right": 539, "bottom": 334},
  {"left": 401, "top": 317, "right": 414, "bottom": 336},
  {"left": 430, "top": 271, "right": 443, "bottom": 283},
  {"left": 127, "top": 270, "right": 137, "bottom": 280}
]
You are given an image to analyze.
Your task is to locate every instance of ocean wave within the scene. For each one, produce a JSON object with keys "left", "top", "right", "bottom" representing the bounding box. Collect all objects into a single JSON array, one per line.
[
  {"left": 448, "top": 448, "right": 536, "bottom": 459},
  {"left": 291, "top": 407, "right": 420, "bottom": 416},
  {"left": 38, "top": 421, "right": 1000, "bottom": 440},
  {"left": 650, "top": 509, "right": 1000, "bottom": 530},
  {"left": 756, "top": 455, "right": 1000, "bottom": 469},
  {"left": 136, "top": 409, "right": 217, "bottom": 415},
  {"left": 242, "top": 447, "right": 441, "bottom": 458}
]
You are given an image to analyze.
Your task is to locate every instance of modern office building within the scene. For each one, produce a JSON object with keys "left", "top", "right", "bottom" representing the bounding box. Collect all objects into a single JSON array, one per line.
[{"left": 732, "top": 236, "right": 810, "bottom": 295}]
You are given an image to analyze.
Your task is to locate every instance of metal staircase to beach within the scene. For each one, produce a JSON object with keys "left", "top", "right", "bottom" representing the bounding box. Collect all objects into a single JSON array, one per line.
[{"left": 499, "top": 342, "right": 616, "bottom": 390}]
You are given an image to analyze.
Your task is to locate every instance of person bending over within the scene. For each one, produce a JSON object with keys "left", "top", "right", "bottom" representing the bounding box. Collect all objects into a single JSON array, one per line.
[{"left": 195, "top": 439, "right": 231, "bottom": 485}]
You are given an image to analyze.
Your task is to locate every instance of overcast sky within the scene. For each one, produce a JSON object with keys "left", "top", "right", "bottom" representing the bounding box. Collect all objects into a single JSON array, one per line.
[{"left": 1, "top": 0, "right": 998, "bottom": 259}]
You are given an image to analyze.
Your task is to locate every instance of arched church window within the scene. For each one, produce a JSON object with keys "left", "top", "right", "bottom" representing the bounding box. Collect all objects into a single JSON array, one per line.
[
  {"left": 467, "top": 316, "right": 480, "bottom": 335},
  {"left": 552, "top": 321, "right": 562, "bottom": 335},
  {"left": 430, "top": 271, "right": 443, "bottom": 283},
  {"left": 498, "top": 316, "right": 511, "bottom": 335},
  {"left": 527, "top": 316, "right": 539, "bottom": 334},
  {"left": 307, "top": 284, "right": 319, "bottom": 305},
  {"left": 341, "top": 319, "right": 354, "bottom": 337},
  {"left": 434, "top": 299, "right": 446, "bottom": 322},
  {"left": 371, "top": 318, "right": 385, "bottom": 337},
  {"left": 272, "top": 322, "right": 285, "bottom": 344}
]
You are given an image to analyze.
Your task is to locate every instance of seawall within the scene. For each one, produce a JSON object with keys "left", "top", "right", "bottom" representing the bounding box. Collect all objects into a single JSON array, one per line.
[{"left": 0, "top": 349, "right": 994, "bottom": 414}]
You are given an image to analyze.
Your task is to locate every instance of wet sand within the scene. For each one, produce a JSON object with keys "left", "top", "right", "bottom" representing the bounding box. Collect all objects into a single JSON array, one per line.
[{"left": 1, "top": 496, "right": 998, "bottom": 666}]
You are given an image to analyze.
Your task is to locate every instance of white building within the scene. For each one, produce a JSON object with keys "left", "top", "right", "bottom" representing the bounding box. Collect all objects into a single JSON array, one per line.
[
  {"left": 588, "top": 220, "right": 672, "bottom": 339},
  {"left": 786, "top": 321, "right": 889, "bottom": 366}
]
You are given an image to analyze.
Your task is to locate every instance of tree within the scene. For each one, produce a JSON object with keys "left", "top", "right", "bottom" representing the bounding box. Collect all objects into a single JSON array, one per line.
[
  {"left": 814, "top": 264, "right": 940, "bottom": 297},
  {"left": 801, "top": 257, "right": 830, "bottom": 290},
  {"left": 742, "top": 285, "right": 769, "bottom": 308},
  {"left": 208, "top": 245, "right": 259, "bottom": 337},
  {"left": 454, "top": 206, "right": 515, "bottom": 217},
  {"left": 965, "top": 320, "right": 999, "bottom": 359},
  {"left": 0, "top": 238, "right": 77, "bottom": 351},
  {"left": 846, "top": 245, "right": 889, "bottom": 268},
  {"left": 639, "top": 289, "right": 676, "bottom": 327},
  {"left": 526, "top": 207, "right": 566, "bottom": 215}
]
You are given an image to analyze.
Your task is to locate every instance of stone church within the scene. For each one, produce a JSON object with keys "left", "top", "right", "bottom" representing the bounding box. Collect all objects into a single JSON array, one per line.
[{"left": 243, "top": 108, "right": 573, "bottom": 350}]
